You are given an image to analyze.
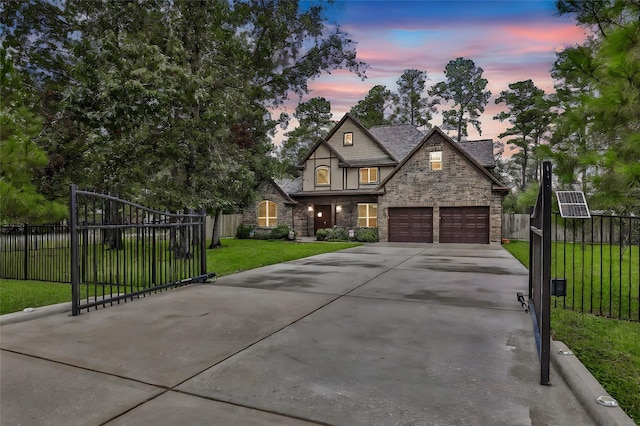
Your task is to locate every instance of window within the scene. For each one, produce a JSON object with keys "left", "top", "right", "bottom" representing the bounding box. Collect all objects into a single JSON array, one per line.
[
  {"left": 343, "top": 132, "right": 353, "bottom": 146},
  {"left": 316, "top": 166, "right": 330, "bottom": 186},
  {"left": 258, "top": 200, "right": 277, "bottom": 227},
  {"left": 359, "top": 167, "right": 379, "bottom": 184},
  {"left": 430, "top": 151, "right": 442, "bottom": 170},
  {"left": 358, "top": 203, "right": 378, "bottom": 227}
]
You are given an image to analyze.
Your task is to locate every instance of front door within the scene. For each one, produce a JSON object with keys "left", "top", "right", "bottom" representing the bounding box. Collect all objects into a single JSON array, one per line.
[{"left": 313, "top": 205, "right": 332, "bottom": 234}]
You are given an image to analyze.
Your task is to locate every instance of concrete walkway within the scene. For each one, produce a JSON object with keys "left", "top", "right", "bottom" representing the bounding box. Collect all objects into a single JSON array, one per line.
[{"left": 1, "top": 244, "right": 595, "bottom": 425}]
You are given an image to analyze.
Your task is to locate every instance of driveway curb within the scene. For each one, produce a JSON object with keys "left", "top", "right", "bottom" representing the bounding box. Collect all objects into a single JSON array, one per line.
[
  {"left": 552, "top": 339, "right": 636, "bottom": 426},
  {"left": 0, "top": 302, "right": 72, "bottom": 326}
]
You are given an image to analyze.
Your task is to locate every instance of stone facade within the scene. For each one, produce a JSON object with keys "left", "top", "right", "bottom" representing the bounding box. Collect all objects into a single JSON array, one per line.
[
  {"left": 377, "top": 132, "right": 504, "bottom": 243},
  {"left": 242, "top": 181, "right": 295, "bottom": 232}
]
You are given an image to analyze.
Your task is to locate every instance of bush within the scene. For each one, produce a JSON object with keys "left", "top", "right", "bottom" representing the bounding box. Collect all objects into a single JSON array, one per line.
[
  {"left": 355, "top": 227, "right": 378, "bottom": 242},
  {"left": 269, "top": 224, "right": 291, "bottom": 240},
  {"left": 316, "top": 226, "right": 352, "bottom": 242},
  {"left": 236, "top": 224, "right": 253, "bottom": 239},
  {"left": 316, "top": 228, "right": 329, "bottom": 241}
]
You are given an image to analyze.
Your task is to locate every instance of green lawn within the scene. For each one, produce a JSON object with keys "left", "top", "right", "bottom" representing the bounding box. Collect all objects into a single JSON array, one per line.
[
  {"left": 0, "top": 238, "right": 360, "bottom": 315},
  {"left": 503, "top": 240, "right": 640, "bottom": 423}
]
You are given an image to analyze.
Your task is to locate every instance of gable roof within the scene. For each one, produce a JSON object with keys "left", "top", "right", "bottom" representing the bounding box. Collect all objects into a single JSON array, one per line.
[
  {"left": 368, "top": 124, "right": 425, "bottom": 161},
  {"left": 376, "top": 127, "right": 508, "bottom": 192},
  {"left": 267, "top": 177, "right": 298, "bottom": 204},
  {"left": 322, "top": 113, "right": 399, "bottom": 162},
  {"left": 458, "top": 139, "right": 495, "bottom": 168},
  {"left": 296, "top": 137, "right": 348, "bottom": 169}
]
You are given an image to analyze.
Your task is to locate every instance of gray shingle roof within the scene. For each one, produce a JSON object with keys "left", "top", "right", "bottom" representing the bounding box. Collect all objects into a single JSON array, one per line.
[
  {"left": 274, "top": 176, "right": 303, "bottom": 194},
  {"left": 368, "top": 124, "right": 425, "bottom": 161},
  {"left": 457, "top": 139, "right": 495, "bottom": 168}
]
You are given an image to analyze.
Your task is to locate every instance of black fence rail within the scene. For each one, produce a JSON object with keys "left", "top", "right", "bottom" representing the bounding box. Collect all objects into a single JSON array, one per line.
[
  {"left": 551, "top": 213, "right": 640, "bottom": 322},
  {"left": 0, "top": 224, "right": 71, "bottom": 282},
  {"left": 70, "top": 186, "right": 212, "bottom": 315}
]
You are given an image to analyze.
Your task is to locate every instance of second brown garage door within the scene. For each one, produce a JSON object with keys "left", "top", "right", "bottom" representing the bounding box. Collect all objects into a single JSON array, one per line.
[
  {"left": 440, "top": 206, "right": 490, "bottom": 244},
  {"left": 388, "top": 207, "right": 433, "bottom": 242}
]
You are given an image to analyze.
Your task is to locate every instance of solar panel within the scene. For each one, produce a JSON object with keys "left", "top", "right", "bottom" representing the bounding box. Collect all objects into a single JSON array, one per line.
[{"left": 556, "top": 191, "right": 591, "bottom": 218}]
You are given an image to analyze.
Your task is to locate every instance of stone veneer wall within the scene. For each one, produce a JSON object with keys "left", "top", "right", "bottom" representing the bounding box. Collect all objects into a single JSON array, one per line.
[
  {"left": 242, "top": 181, "right": 294, "bottom": 233},
  {"left": 377, "top": 133, "right": 503, "bottom": 243}
]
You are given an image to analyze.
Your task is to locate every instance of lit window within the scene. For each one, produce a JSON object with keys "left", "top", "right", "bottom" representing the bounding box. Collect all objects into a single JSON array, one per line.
[
  {"left": 316, "top": 166, "right": 330, "bottom": 186},
  {"left": 258, "top": 200, "right": 277, "bottom": 227},
  {"left": 357, "top": 203, "right": 378, "bottom": 227},
  {"left": 430, "top": 151, "right": 442, "bottom": 170},
  {"left": 343, "top": 132, "right": 353, "bottom": 146},
  {"left": 359, "top": 167, "right": 379, "bottom": 184}
]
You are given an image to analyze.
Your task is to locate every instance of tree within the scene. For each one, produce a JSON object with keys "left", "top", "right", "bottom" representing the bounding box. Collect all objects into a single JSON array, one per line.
[
  {"left": 393, "top": 69, "right": 432, "bottom": 129},
  {"left": 280, "top": 97, "right": 333, "bottom": 173},
  {"left": 0, "top": 48, "right": 66, "bottom": 224},
  {"left": 428, "top": 57, "right": 491, "bottom": 142},
  {"left": 349, "top": 85, "right": 397, "bottom": 128},
  {"left": 552, "top": 0, "right": 640, "bottom": 213},
  {"left": 494, "top": 80, "right": 555, "bottom": 190}
]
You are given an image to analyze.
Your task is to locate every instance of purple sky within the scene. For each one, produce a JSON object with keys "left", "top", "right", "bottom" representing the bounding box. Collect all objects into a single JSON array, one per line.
[{"left": 275, "top": 0, "right": 588, "bottom": 149}]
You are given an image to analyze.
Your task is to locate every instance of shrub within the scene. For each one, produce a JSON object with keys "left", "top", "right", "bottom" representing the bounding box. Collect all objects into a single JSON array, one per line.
[
  {"left": 355, "top": 227, "right": 378, "bottom": 242},
  {"left": 316, "top": 228, "right": 329, "bottom": 241},
  {"left": 236, "top": 224, "right": 253, "bottom": 239},
  {"left": 269, "top": 224, "right": 290, "bottom": 240},
  {"left": 328, "top": 226, "right": 349, "bottom": 241}
]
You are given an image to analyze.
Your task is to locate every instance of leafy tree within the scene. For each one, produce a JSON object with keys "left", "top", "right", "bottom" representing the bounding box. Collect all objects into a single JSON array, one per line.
[
  {"left": 280, "top": 97, "right": 333, "bottom": 173},
  {"left": 349, "top": 85, "right": 397, "bottom": 128},
  {"left": 429, "top": 57, "right": 491, "bottom": 142},
  {"left": 494, "top": 80, "right": 556, "bottom": 190},
  {"left": 552, "top": 0, "right": 640, "bottom": 213},
  {"left": 393, "top": 69, "right": 432, "bottom": 129},
  {"left": 0, "top": 49, "right": 66, "bottom": 224}
]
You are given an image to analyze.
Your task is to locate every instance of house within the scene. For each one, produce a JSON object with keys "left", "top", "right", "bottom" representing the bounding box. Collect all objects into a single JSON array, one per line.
[{"left": 242, "top": 113, "right": 509, "bottom": 243}]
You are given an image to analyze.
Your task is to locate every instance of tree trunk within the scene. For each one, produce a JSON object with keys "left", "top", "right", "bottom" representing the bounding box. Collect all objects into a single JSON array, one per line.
[{"left": 208, "top": 208, "right": 223, "bottom": 249}]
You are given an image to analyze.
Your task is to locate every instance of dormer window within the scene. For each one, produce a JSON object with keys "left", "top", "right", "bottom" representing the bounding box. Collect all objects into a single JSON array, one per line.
[
  {"left": 316, "top": 166, "right": 330, "bottom": 186},
  {"left": 343, "top": 132, "right": 353, "bottom": 146},
  {"left": 430, "top": 151, "right": 442, "bottom": 170}
]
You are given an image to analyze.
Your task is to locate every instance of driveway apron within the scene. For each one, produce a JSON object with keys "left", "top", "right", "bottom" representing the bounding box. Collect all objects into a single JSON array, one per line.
[{"left": 1, "top": 243, "right": 593, "bottom": 426}]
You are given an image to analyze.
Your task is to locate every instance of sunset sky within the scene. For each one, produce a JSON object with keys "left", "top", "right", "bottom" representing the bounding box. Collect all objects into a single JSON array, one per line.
[{"left": 275, "top": 0, "right": 589, "bottom": 149}]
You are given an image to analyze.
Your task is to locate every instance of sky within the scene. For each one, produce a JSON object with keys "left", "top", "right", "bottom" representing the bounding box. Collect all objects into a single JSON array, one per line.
[{"left": 275, "top": 0, "right": 589, "bottom": 149}]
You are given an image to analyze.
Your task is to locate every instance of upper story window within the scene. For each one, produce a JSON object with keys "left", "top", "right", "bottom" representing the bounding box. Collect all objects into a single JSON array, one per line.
[
  {"left": 430, "top": 151, "right": 442, "bottom": 170},
  {"left": 315, "top": 166, "right": 330, "bottom": 186},
  {"left": 343, "top": 132, "right": 353, "bottom": 146},
  {"left": 257, "top": 200, "right": 277, "bottom": 227},
  {"left": 359, "top": 167, "right": 379, "bottom": 184}
]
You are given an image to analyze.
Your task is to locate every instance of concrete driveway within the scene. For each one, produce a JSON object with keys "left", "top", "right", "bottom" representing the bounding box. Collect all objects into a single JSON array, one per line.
[{"left": 0, "top": 243, "right": 593, "bottom": 425}]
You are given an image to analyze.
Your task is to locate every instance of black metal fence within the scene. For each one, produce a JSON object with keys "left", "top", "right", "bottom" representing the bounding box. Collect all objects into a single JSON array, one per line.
[
  {"left": 0, "top": 224, "right": 71, "bottom": 282},
  {"left": 69, "top": 186, "right": 213, "bottom": 315},
  {"left": 551, "top": 213, "right": 640, "bottom": 322},
  {"left": 529, "top": 161, "right": 552, "bottom": 386}
]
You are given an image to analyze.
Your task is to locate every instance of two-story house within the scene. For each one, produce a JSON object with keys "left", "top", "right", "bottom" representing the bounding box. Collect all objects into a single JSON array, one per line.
[{"left": 242, "top": 113, "right": 509, "bottom": 243}]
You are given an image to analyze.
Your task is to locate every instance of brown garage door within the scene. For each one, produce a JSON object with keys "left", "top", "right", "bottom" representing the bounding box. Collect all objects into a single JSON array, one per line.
[
  {"left": 440, "top": 207, "right": 490, "bottom": 244},
  {"left": 388, "top": 207, "right": 433, "bottom": 242}
]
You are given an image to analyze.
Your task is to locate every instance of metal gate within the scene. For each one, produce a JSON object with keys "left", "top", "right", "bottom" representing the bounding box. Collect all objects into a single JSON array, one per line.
[
  {"left": 70, "top": 185, "right": 214, "bottom": 315},
  {"left": 528, "top": 162, "right": 552, "bottom": 385}
]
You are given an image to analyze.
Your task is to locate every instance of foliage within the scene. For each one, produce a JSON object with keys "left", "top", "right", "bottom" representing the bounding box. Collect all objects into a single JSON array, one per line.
[
  {"left": 280, "top": 97, "right": 333, "bottom": 173},
  {"left": 1, "top": 0, "right": 368, "bottom": 218},
  {"left": 393, "top": 69, "right": 433, "bottom": 130},
  {"left": 354, "top": 227, "right": 378, "bottom": 242},
  {"left": 494, "top": 80, "right": 556, "bottom": 190},
  {"left": 428, "top": 57, "right": 491, "bottom": 142},
  {"left": 269, "top": 224, "right": 291, "bottom": 240},
  {"left": 0, "top": 48, "right": 67, "bottom": 224},
  {"left": 552, "top": 0, "right": 640, "bottom": 214},
  {"left": 236, "top": 224, "right": 253, "bottom": 239},
  {"left": 349, "top": 85, "right": 397, "bottom": 128}
]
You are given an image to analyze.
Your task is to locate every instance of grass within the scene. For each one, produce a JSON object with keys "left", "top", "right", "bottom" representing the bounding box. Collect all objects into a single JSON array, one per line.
[
  {"left": 0, "top": 238, "right": 360, "bottom": 315},
  {"left": 503, "top": 240, "right": 640, "bottom": 423}
]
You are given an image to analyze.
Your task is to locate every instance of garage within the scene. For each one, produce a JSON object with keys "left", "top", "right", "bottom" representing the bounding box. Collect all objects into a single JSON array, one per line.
[
  {"left": 439, "top": 207, "right": 490, "bottom": 244},
  {"left": 388, "top": 207, "right": 433, "bottom": 242}
]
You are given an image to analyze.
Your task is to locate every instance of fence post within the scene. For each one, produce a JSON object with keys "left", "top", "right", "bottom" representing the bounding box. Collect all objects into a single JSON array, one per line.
[
  {"left": 23, "top": 224, "right": 29, "bottom": 280},
  {"left": 70, "top": 185, "right": 80, "bottom": 316},
  {"left": 200, "top": 208, "right": 207, "bottom": 275},
  {"left": 540, "top": 161, "right": 552, "bottom": 386}
]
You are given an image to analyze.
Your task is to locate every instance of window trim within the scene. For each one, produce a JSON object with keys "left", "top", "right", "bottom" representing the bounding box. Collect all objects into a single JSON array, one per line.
[
  {"left": 343, "top": 132, "right": 353, "bottom": 146},
  {"left": 315, "top": 166, "right": 330, "bottom": 186},
  {"left": 359, "top": 167, "right": 379, "bottom": 184},
  {"left": 357, "top": 203, "right": 378, "bottom": 228},
  {"left": 257, "top": 200, "right": 277, "bottom": 227},
  {"left": 430, "top": 151, "right": 442, "bottom": 171}
]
